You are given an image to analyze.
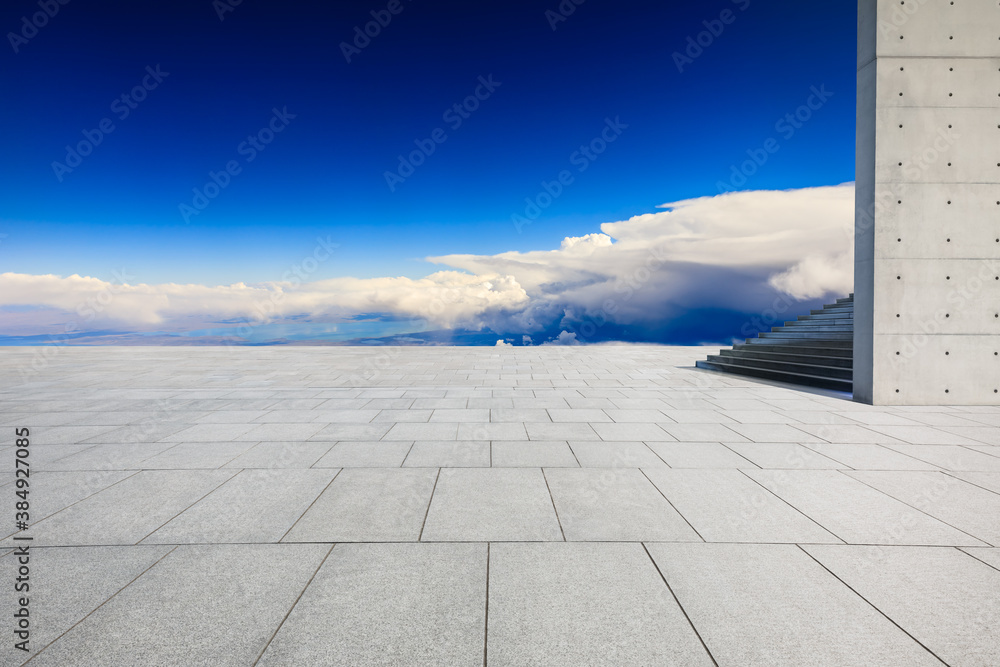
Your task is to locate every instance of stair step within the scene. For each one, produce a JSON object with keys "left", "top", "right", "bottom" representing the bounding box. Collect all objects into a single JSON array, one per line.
[
  {"left": 706, "top": 354, "right": 853, "bottom": 380},
  {"left": 744, "top": 337, "right": 853, "bottom": 349},
  {"left": 720, "top": 348, "right": 854, "bottom": 369},
  {"left": 734, "top": 343, "right": 853, "bottom": 357},
  {"left": 759, "top": 331, "right": 853, "bottom": 340},
  {"left": 776, "top": 324, "right": 853, "bottom": 332},
  {"left": 696, "top": 359, "right": 853, "bottom": 392},
  {"left": 785, "top": 315, "right": 854, "bottom": 327},
  {"left": 799, "top": 313, "right": 853, "bottom": 321}
]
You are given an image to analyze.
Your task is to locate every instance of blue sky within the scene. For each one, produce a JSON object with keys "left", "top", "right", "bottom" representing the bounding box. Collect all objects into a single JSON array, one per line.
[{"left": 0, "top": 0, "right": 858, "bottom": 345}]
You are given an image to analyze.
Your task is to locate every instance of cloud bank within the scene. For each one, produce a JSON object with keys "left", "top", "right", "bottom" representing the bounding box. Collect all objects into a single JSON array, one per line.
[{"left": 0, "top": 184, "right": 854, "bottom": 344}]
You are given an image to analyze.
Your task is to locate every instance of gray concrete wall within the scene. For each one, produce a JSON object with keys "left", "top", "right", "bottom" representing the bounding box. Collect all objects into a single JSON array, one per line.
[{"left": 855, "top": 0, "right": 1000, "bottom": 405}]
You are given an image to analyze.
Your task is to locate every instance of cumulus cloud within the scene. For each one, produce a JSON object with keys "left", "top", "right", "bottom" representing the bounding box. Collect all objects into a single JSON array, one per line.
[
  {"left": 0, "top": 184, "right": 854, "bottom": 343},
  {"left": 0, "top": 271, "right": 528, "bottom": 331},
  {"left": 430, "top": 183, "right": 854, "bottom": 337},
  {"left": 543, "top": 331, "right": 580, "bottom": 346}
]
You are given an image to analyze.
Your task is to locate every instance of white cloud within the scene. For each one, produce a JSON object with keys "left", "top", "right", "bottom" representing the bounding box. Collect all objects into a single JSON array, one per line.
[
  {"left": 0, "top": 184, "right": 854, "bottom": 341},
  {"left": 543, "top": 331, "right": 580, "bottom": 346}
]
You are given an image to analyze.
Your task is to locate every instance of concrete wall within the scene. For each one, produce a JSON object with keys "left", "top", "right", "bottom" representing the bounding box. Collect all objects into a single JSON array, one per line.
[{"left": 855, "top": 0, "right": 1000, "bottom": 405}]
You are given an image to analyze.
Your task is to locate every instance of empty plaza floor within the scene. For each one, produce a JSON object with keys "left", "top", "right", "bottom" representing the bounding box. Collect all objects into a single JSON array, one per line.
[{"left": 1, "top": 345, "right": 998, "bottom": 666}]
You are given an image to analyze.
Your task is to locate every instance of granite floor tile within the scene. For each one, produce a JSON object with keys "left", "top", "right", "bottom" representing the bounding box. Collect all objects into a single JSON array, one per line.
[
  {"left": 725, "top": 442, "right": 846, "bottom": 469},
  {"left": 645, "top": 543, "right": 940, "bottom": 667},
  {"left": 805, "top": 545, "right": 1000, "bottom": 667},
  {"left": 646, "top": 442, "right": 759, "bottom": 469},
  {"left": 233, "top": 422, "right": 325, "bottom": 441},
  {"left": 802, "top": 443, "right": 937, "bottom": 471},
  {"left": 158, "top": 423, "right": 259, "bottom": 443},
  {"left": 283, "top": 468, "right": 436, "bottom": 542},
  {"left": 487, "top": 543, "right": 713, "bottom": 667},
  {"left": 545, "top": 468, "right": 700, "bottom": 542},
  {"left": 138, "top": 442, "right": 257, "bottom": 469},
  {"left": 383, "top": 422, "right": 460, "bottom": 441},
  {"left": 846, "top": 470, "right": 1000, "bottom": 546},
  {"left": 308, "top": 423, "right": 391, "bottom": 441},
  {"left": 0, "top": 545, "right": 173, "bottom": 665},
  {"left": 881, "top": 444, "right": 1000, "bottom": 471},
  {"left": 658, "top": 423, "right": 749, "bottom": 442},
  {"left": 489, "top": 408, "right": 551, "bottom": 423},
  {"left": 421, "top": 468, "right": 562, "bottom": 541},
  {"left": 591, "top": 422, "right": 674, "bottom": 442},
  {"left": 311, "top": 441, "right": 411, "bottom": 467},
  {"left": 456, "top": 422, "right": 527, "bottom": 441},
  {"left": 259, "top": 543, "right": 486, "bottom": 667},
  {"left": 223, "top": 441, "right": 335, "bottom": 468},
  {"left": 373, "top": 409, "right": 434, "bottom": 422},
  {"left": 568, "top": 441, "right": 667, "bottom": 468},
  {"left": 945, "top": 471, "right": 1000, "bottom": 494},
  {"left": 525, "top": 422, "right": 600, "bottom": 441},
  {"left": 11, "top": 470, "right": 237, "bottom": 546},
  {"left": 644, "top": 469, "right": 840, "bottom": 544},
  {"left": 490, "top": 441, "right": 579, "bottom": 467},
  {"left": 143, "top": 469, "right": 336, "bottom": 543},
  {"left": 30, "top": 544, "right": 330, "bottom": 667},
  {"left": 0, "top": 470, "right": 135, "bottom": 533},
  {"left": 403, "top": 441, "right": 490, "bottom": 467},
  {"left": 724, "top": 423, "right": 826, "bottom": 443},
  {"left": 744, "top": 470, "right": 985, "bottom": 546},
  {"left": 791, "top": 423, "right": 905, "bottom": 444}
]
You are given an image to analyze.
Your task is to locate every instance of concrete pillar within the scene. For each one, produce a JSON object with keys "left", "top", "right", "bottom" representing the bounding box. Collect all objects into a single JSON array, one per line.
[{"left": 855, "top": 0, "right": 1000, "bottom": 405}]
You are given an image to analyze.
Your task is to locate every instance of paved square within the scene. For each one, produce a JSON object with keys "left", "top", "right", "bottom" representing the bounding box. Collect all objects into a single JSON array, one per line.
[{"left": 1, "top": 345, "right": 998, "bottom": 665}]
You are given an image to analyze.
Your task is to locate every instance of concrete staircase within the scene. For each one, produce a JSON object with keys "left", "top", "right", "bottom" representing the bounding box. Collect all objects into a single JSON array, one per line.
[{"left": 696, "top": 294, "right": 853, "bottom": 393}]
